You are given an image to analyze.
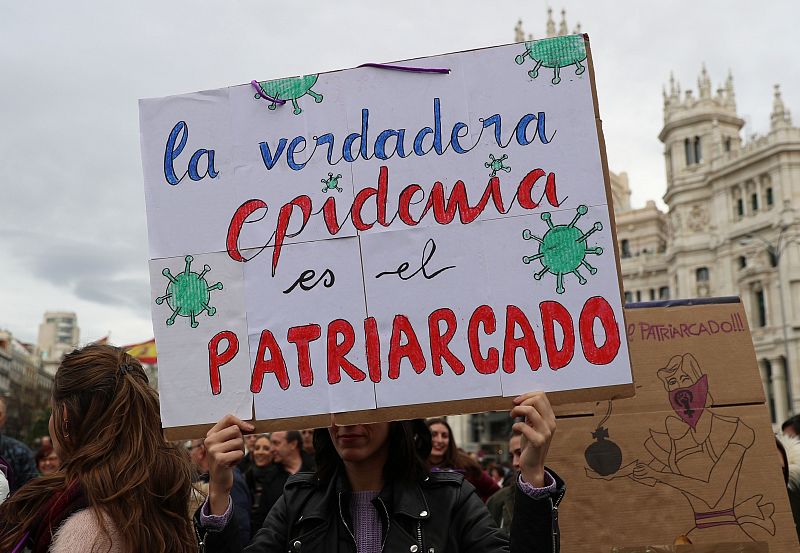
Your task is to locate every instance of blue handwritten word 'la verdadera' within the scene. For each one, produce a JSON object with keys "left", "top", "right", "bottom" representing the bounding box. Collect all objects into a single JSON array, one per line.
[{"left": 259, "top": 98, "right": 553, "bottom": 171}]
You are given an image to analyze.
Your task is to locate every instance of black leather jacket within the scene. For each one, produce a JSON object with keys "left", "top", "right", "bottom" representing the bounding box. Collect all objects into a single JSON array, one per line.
[{"left": 197, "top": 468, "right": 564, "bottom": 553}]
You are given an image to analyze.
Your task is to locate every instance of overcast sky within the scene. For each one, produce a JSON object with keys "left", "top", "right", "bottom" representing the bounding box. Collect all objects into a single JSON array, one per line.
[{"left": 1, "top": 0, "right": 797, "bottom": 346}]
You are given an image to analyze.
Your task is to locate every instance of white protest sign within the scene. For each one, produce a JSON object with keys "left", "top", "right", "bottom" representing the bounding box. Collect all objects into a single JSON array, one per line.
[{"left": 139, "top": 35, "right": 633, "bottom": 434}]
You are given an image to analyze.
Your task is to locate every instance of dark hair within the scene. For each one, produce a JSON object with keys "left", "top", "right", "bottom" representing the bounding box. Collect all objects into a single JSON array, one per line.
[
  {"left": 782, "top": 414, "right": 800, "bottom": 435},
  {"left": 776, "top": 436, "right": 790, "bottom": 485},
  {"left": 286, "top": 430, "right": 302, "bottom": 451},
  {"left": 426, "top": 418, "right": 482, "bottom": 477},
  {"left": 0, "top": 344, "right": 195, "bottom": 553},
  {"left": 313, "top": 420, "right": 430, "bottom": 484}
]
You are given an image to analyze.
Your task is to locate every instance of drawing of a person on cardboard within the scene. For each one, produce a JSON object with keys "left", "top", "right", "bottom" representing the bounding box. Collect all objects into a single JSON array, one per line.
[{"left": 628, "top": 352, "right": 775, "bottom": 541}]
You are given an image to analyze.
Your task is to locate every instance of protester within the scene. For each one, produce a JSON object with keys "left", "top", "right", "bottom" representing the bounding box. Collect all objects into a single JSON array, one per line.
[
  {"left": 244, "top": 435, "right": 274, "bottom": 531},
  {"left": 776, "top": 432, "right": 800, "bottom": 540},
  {"left": 189, "top": 437, "right": 252, "bottom": 544},
  {"left": 246, "top": 430, "right": 313, "bottom": 531},
  {"left": 0, "top": 455, "right": 9, "bottom": 505},
  {"left": 195, "top": 391, "right": 564, "bottom": 552},
  {"left": 301, "top": 428, "right": 314, "bottom": 455},
  {"left": 782, "top": 414, "right": 800, "bottom": 438},
  {"left": 0, "top": 343, "right": 196, "bottom": 553},
  {"left": 487, "top": 463, "right": 507, "bottom": 486},
  {"left": 300, "top": 428, "right": 317, "bottom": 470},
  {"left": 239, "top": 433, "right": 262, "bottom": 475},
  {"left": 0, "top": 396, "right": 38, "bottom": 493},
  {"left": 35, "top": 443, "right": 61, "bottom": 475},
  {"left": 427, "top": 417, "right": 501, "bottom": 502},
  {"left": 487, "top": 428, "right": 524, "bottom": 536}
]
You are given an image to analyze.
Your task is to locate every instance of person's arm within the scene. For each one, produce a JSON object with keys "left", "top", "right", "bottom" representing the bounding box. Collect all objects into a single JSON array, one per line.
[
  {"left": 194, "top": 414, "right": 254, "bottom": 552},
  {"left": 509, "top": 392, "right": 564, "bottom": 553}
]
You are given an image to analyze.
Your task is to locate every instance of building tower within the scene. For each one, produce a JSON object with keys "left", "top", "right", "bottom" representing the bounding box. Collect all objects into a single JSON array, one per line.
[
  {"left": 659, "top": 67, "right": 745, "bottom": 298},
  {"left": 37, "top": 311, "right": 80, "bottom": 376}
]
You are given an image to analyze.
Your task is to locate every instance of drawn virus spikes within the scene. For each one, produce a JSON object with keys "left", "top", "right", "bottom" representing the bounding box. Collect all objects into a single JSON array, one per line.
[
  {"left": 155, "top": 255, "right": 223, "bottom": 328},
  {"left": 515, "top": 35, "right": 587, "bottom": 85},
  {"left": 321, "top": 172, "right": 343, "bottom": 193},
  {"left": 522, "top": 205, "right": 603, "bottom": 294},
  {"left": 254, "top": 74, "right": 323, "bottom": 115},
  {"left": 485, "top": 154, "right": 511, "bottom": 177}
]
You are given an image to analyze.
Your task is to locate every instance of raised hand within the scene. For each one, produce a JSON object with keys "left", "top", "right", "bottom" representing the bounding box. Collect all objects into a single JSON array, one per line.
[
  {"left": 204, "top": 414, "right": 254, "bottom": 515},
  {"left": 511, "top": 392, "right": 557, "bottom": 487}
]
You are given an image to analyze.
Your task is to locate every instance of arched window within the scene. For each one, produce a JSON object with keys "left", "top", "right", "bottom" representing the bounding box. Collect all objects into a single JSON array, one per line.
[
  {"left": 693, "top": 136, "right": 702, "bottom": 164},
  {"left": 684, "top": 138, "right": 694, "bottom": 165},
  {"left": 695, "top": 267, "right": 709, "bottom": 282}
]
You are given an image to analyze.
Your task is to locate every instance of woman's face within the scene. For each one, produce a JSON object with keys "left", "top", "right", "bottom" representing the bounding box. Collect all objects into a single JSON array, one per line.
[
  {"left": 329, "top": 423, "right": 390, "bottom": 465},
  {"left": 253, "top": 436, "right": 273, "bottom": 467},
  {"left": 429, "top": 423, "right": 450, "bottom": 463},
  {"left": 38, "top": 450, "right": 61, "bottom": 475}
]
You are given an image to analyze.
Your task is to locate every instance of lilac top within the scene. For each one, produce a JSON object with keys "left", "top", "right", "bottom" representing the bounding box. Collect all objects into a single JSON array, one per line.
[
  {"left": 350, "top": 491, "right": 381, "bottom": 553},
  {"left": 200, "top": 470, "right": 557, "bottom": 547}
]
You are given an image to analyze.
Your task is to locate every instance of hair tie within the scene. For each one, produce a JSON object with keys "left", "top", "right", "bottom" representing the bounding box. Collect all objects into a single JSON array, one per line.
[{"left": 119, "top": 364, "right": 132, "bottom": 376}]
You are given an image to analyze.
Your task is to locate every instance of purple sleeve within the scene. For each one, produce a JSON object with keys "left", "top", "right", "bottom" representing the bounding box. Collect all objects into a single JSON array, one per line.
[
  {"left": 199, "top": 496, "right": 233, "bottom": 531},
  {"left": 517, "top": 470, "right": 557, "bottom": 499}
]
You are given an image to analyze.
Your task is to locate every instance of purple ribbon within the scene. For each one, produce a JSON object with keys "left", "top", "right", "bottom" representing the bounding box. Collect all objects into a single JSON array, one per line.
[
  {"left": 358, "top": 63, "right": 450, "bottom": 74},
  {"left": 250, "top": 80, "right": 286, "bottom": 105}
]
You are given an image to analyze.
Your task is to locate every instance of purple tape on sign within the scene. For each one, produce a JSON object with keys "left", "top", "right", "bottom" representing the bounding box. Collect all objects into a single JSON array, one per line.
[
  {"left": 250, "top": 80, "right": 286, "bottom": 105},
  {"left": 358, "top": 63, "right": 450, "bottom": 74}
]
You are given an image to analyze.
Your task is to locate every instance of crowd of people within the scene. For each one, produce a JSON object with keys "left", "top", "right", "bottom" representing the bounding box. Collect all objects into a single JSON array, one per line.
[
  {"left": 6, "top": 343, "right": 800, "bottom": 551},
  {"left": 0, "top": 343, "right": 563, "bottom": 552}
]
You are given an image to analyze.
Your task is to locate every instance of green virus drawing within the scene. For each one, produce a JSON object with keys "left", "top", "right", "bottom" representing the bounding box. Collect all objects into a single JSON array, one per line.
[
  {"left": 155, "top": 255, "right": 223, "bottom": 328},
  {"left": 522, "top": 205, "right": 603, "bottom": 294},
  {"left": 515, "top": 35, "right": 587, "bottom": 85},
  {"left": 254, "top": 75, "right": 323, "bottom": 115},
  {"left": 485, "top": 154, "right": 511, "bottom": 177},
  {"left": 321, "top": 172, "right": 343, "bottom": 193}
]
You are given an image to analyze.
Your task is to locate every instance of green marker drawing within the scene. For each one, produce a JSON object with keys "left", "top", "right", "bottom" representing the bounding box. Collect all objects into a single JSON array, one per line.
[
  {"left": 155, "top": 255, "right": 223, "bottom": 328},
  {"left": 321, "top": 172, "right": 343, "bottom": 193},
  {"left": 485, "top": 154, "right": 511, "bottom": 177},
  {"left": 254, "top": 75, "right": 323, "bottom": 115},
  {"left": 515, "top": 35, "right": 587, "bottom": 85},
  {"left": 522, "top": 205, "right": 603, "bottom": 294}
]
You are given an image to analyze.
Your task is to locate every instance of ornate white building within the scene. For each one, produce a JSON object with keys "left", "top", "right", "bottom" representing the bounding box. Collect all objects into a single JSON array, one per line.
[{"left": 617, "top": 67, "right": 800, "bottom": 426}]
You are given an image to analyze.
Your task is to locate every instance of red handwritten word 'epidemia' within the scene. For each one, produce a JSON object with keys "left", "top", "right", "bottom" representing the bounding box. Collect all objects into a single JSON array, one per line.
[
  {"left": 626, "top": 312, "right": 746, "bottom": 343},
  {"left": 206, "top": 297, "right": 620, "bottom": 396},
  {"left": 226, "top": 165, "right": 562, "bottom": 276}
]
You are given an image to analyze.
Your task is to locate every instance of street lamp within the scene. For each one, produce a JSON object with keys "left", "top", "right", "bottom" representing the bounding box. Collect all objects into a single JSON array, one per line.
[{"left": 740, "top": 223, "right": 797, "bottom": 417}]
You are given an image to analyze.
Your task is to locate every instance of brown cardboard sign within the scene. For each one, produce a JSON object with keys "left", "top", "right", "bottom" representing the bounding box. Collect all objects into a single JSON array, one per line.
[{"left": 549, "top": 299, "right": 798, "bottom": 551}]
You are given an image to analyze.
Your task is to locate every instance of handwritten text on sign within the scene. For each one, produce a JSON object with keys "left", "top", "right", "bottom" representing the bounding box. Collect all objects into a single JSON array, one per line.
[{"left": 139, "top": 36, "right": 633, "bottom": 428}]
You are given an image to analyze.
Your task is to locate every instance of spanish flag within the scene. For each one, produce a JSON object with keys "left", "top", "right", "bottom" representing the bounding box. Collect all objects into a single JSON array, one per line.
[{"left": 125, "top": 339, "right": 157, "bottom": 365}]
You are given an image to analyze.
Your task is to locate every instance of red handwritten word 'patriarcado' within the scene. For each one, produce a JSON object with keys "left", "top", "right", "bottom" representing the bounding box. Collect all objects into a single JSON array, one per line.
[
  {"left": 206, "top": 297, "right": 620, "bottom": 395},
  {"left": 627, "top": 312, "right": 746, "bottom": 343},
  {"left": 226, "top": 165, "right": 562, "bottom": 276}
]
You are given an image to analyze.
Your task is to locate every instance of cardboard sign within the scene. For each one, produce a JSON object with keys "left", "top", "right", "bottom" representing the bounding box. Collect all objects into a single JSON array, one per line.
[
  {"left": 548, "top": 299, "right": 798, "bottom": 551},
  {"left": 138, "top": 35, "right": 634, "bottom": 438}
]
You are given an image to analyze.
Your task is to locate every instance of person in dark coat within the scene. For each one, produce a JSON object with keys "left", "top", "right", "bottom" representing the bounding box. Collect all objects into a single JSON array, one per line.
[
  {"left": 0, "top": 397, "right": 37, "bottom": 493},
  {"left": 487, "top": 428, "right": 524, "bottom": 536},
  {"left": 195, "top": 391, "right": 565, "bottom": 553}
]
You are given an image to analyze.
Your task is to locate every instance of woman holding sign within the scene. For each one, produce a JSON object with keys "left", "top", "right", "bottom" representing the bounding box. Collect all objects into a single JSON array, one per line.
[{"left": 195, "top": 392, "right": 564, "bottom": 552}]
